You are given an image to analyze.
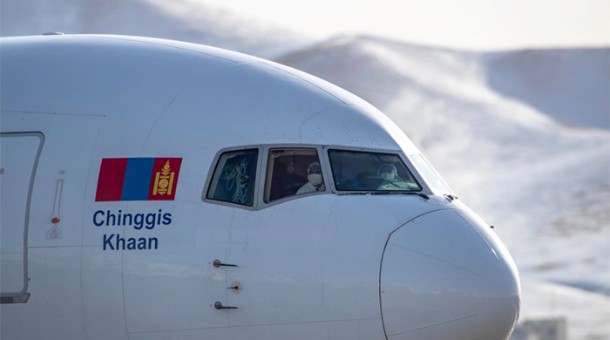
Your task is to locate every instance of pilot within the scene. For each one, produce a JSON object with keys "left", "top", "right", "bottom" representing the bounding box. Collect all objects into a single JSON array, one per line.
[
  {"left": 296, "top": 162, "right": 325, "bottom": 194},
  {"left": 377, "top": 163, "right": 407, "bottom": 190}
]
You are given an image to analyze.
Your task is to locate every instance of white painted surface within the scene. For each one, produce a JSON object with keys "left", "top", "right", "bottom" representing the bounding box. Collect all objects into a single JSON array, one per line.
[{"left": 0, "top": 35, "right": 519, "bottom": 339}]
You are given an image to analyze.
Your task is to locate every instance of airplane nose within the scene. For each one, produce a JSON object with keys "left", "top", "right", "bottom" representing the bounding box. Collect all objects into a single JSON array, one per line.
[{"left": 380, "top": 209, "right": 520, "bottom": 340}]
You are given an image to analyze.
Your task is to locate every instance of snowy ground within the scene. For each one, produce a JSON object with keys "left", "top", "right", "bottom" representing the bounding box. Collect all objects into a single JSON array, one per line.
[
  {"left": 516, "top": 279, "right": 610, "bottom": 340},
  {"left": 2, "top": 0, "right": 609, "bottom": 338}
]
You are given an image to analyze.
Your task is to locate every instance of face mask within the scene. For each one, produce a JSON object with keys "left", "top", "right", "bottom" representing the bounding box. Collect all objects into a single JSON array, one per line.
[
  {"left": 380, "top": 172, "right": 395, "bottom": 181},
  {"left": 308, "top": 174, "right": 323, "bottom": 186}
]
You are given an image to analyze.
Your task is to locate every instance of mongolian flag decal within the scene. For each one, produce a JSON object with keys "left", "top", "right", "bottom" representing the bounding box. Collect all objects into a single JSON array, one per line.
[{"left": 95, "top": 158, "right": 182, "bottom": 201}]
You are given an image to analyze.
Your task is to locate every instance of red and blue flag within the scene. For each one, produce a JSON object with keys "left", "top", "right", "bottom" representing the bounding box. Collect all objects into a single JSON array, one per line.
[{"left": 95, "top": 157, "right": 182, "bottom": 202}]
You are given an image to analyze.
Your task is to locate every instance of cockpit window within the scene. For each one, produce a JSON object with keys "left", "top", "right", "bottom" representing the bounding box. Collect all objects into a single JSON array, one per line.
[
  {"left": 264, "top": 148, "right": 325, "bottom": 202},
  {"left": 207, "top": 149, "right": 258, "bottom": 206},
  {"left": 410, "top": 153, "right": 452, "bottom": 194},
  {"left": 328, "top": 149, "right": 421, "bottom": 192}
]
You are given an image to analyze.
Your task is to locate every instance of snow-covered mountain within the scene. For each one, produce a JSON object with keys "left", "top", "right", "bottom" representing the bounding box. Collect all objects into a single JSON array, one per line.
[
  {"left": 484, "top": 48, "right": 609, "bottom": 130},
  {"left": 2, "top": 0, "right": 609, "bottom": 338}
]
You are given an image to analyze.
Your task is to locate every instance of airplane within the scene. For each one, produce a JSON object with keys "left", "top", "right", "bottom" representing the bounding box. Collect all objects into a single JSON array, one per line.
[{"left": 0, "top": 34, "right": 520, "bottom": 340}]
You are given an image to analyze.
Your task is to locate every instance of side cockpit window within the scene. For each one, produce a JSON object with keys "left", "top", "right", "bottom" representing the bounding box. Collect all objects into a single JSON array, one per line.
[
  {"left": 207, "top": 149, "right": 258, "bottom": 206},
  {"left": 328, "top": 149, "right": 421, "bottom": 192},
  {"left": 410, "top": 153, "right": 452, "bottom": 194},
  {"left": 265, "top": 148, "right": 325, "bottom": 202}
]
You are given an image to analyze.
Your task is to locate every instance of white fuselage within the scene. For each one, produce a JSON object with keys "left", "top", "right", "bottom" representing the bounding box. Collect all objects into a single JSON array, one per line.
[{"left": 0, "top": 35, "right": 520, "bottom": 340}]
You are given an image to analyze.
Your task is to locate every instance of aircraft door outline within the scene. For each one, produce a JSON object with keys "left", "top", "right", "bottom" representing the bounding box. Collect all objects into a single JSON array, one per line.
[{"left": 0, "top": 131, "right": 45, "bottom": 304}]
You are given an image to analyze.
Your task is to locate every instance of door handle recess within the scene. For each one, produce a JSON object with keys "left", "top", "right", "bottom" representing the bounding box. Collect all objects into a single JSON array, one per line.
[
  {"left": 213, "top": 259, "right": 237, "bottom": 268},
  {"left": 214, "top": 301, "right": 238, "bottom": 310}
]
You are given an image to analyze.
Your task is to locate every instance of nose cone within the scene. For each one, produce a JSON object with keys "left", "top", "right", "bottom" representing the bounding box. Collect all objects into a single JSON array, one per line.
[{"left": 380, "top": 209, "right": 520, "bottom": 340}]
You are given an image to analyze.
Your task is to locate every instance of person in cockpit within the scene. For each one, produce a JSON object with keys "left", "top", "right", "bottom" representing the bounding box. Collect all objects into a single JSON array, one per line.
[
  {"left": 296, "top": 162, "right": 325, "bottom": 194},
  {"left": 377, "top": 163, "right": 409, "bottom": 190}
]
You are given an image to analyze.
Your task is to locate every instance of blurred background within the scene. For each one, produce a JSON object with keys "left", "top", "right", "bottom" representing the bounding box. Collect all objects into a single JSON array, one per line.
[{"left": 2, "top": 0, "right": 609, "bottom": 338}]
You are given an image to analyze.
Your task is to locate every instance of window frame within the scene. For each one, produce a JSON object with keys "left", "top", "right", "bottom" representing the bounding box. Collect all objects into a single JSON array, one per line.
[
  {"left": 322, "top": 145, "right": 430, "bottom": 195},
  {"left": 202, "top": 145, "right": 263, "bottom": 210},
  {"left": 202, "top": 144, "right": 435, "bottom": 210},
  {"left": 263, "top": 146, "right": 327, "bottom": 204}
]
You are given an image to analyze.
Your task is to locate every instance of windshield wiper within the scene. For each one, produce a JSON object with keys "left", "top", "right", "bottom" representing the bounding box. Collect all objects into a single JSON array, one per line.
[
  {"left": 370, "top": 191, "right": 430, "bottom": 200},
  {"left": 413, "top": 192, "right": 430, "bottom": 200}
]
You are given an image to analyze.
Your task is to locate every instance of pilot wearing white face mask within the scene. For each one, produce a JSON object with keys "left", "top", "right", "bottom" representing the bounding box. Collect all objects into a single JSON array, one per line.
[
  {"left": 378, "top": 163, "right": 398, "bottom": 181},
  {"left": 296, "top": 162, "right": 325, "bottom": 195},
  {"left": 377, "top": 163, "right": 408, "bottom": 190}
]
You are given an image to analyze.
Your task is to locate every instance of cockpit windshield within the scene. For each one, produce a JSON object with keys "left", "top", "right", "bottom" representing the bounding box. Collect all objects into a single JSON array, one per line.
[
  {"left": 328, "top": 149, "right": 421, "bottom": 192},
  {"left": 409, "top": 153, "right": 453, "bottom": 194}
]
